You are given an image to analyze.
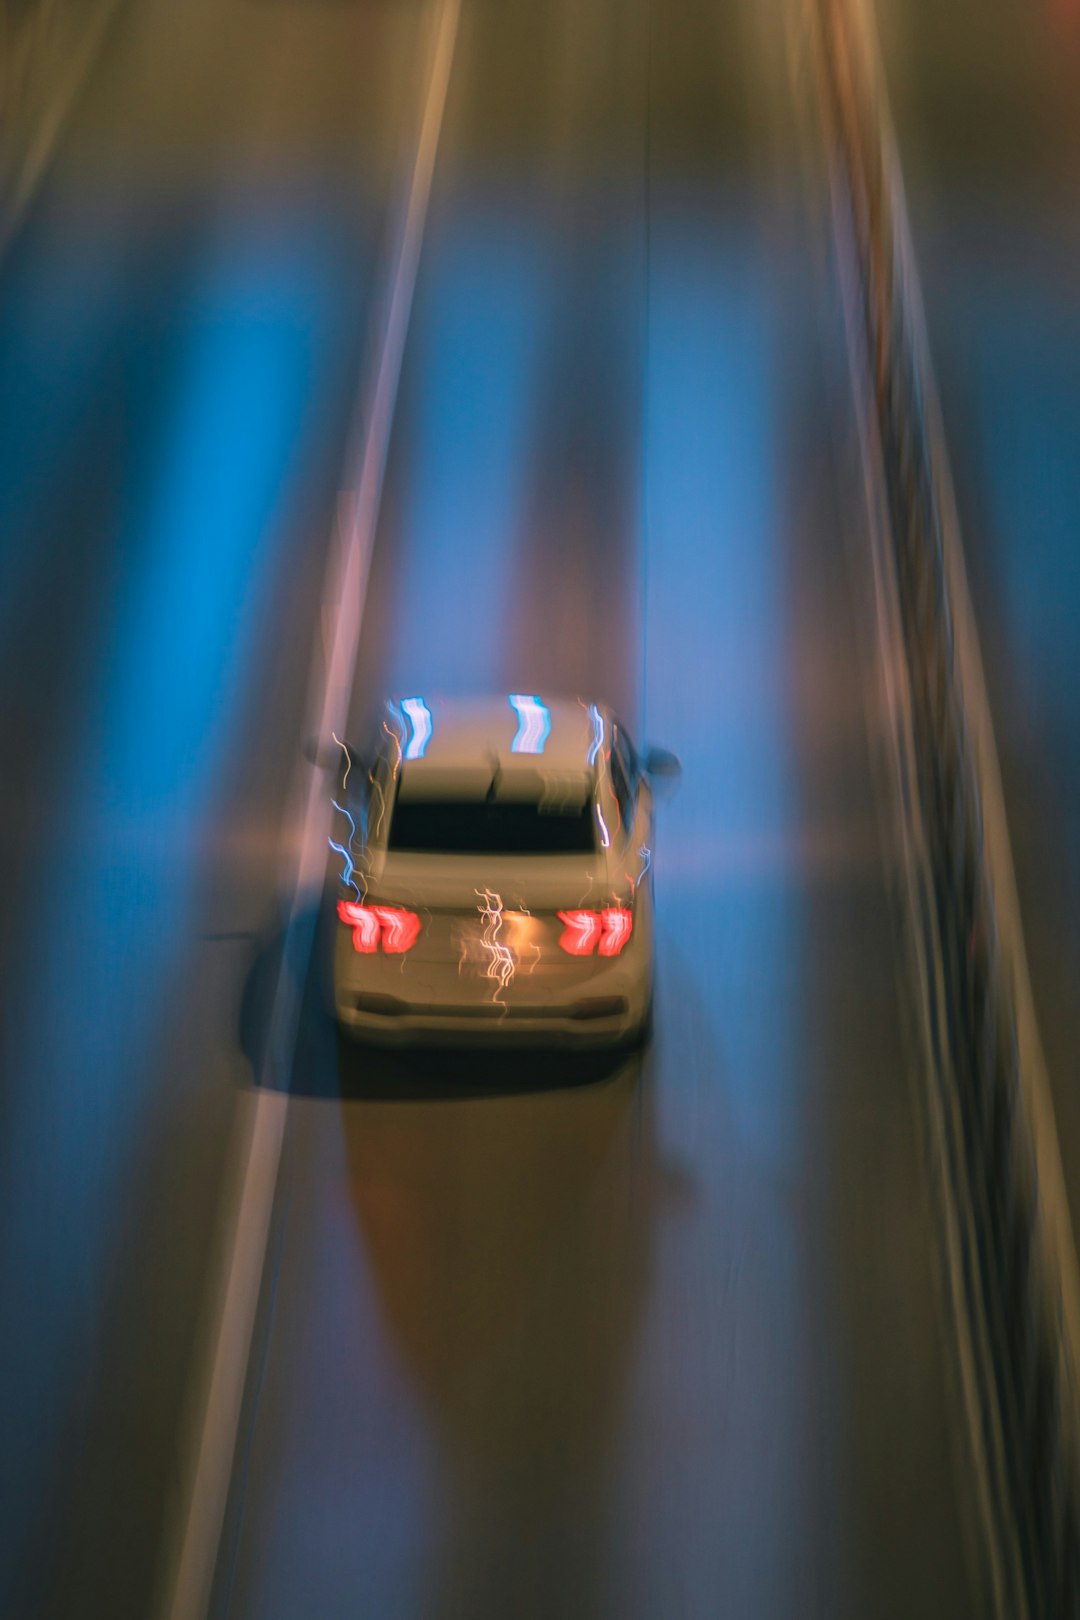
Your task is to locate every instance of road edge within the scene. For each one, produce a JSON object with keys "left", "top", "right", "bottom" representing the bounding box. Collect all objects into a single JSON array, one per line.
[{"left": 801, "top": 0, "right": 1080, "bottom": 1614}]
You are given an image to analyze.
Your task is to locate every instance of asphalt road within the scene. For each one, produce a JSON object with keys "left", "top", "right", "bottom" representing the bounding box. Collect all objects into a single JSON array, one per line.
[{"left": 4, "top": 1, "right": 1076, "bottom": 1616}]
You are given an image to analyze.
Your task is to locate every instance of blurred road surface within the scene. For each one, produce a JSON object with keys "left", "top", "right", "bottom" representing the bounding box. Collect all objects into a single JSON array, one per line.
[{"left": 6, "top": 0, "right": 1076, "bottom": 1616}]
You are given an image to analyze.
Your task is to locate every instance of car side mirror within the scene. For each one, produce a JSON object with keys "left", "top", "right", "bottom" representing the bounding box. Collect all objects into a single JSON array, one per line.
[{"left": 643, "top": 745, "right": 682, "bottom": 781}]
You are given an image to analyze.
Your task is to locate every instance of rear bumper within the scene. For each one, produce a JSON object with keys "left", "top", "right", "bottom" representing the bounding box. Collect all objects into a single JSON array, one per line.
[
  {"left": 338, "top": 1014, "right": 641, "bottom": 1049},
  {"left": 337, "top": 999, "right": 644, "bottom": 1049},
  {"left": 334, "top": 928, "right": 651, "bottom": 1049}
]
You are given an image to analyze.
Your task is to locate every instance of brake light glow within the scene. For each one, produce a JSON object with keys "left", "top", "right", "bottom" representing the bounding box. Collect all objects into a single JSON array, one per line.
[
  {"left": 337, "top": 901, "right": 421, "bottom": 954},
  {"left": 557, "top": 910, "right": 602, "bottom": 956},
  {"left": 598, "top": 906, "right": 633, "bottom": 956},
  {"left": 557, "top": 907, "right": 632, "bottom": 957},
  {"left": 374, "top": 906, "right": 422, "bottom": 953},
  {"left": 338, "top": 901, "right": 380, "bottom": 952}
]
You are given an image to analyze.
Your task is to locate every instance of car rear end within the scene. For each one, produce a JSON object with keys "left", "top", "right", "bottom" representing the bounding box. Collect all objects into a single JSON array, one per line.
[
  {"left": 332, "top": 710, "right": 653, "bottom": 1046},
  {"left": 334, "top": 856, "right": 652, "bottom": 1047}
]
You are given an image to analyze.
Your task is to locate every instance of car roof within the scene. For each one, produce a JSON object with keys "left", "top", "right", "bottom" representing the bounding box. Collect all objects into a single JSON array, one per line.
[{"left": 383, "top": 693, "right": 607, "bottom": 782}]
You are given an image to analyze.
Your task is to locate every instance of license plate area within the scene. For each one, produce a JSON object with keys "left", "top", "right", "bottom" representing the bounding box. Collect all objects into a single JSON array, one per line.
[{"left": 451, "top": 910, "right": 550, "bottom": 976}]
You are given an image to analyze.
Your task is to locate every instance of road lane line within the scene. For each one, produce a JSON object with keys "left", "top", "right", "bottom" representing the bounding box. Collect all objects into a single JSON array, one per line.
[{"left": 153, "top": 5, "right": 461, "bottom": 1616}]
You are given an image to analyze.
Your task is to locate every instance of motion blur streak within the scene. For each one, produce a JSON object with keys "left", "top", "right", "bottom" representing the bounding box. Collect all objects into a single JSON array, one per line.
[
  {"left": 0, "top": 0, "right": 124, "bottom": 252},
  {"left": 104, "top": 234, "right": 317, "bottom": 808},
  {"left": 329, "top": 800, "right": 361, "bottom": 898},
  {"left": 154, "top": 6, "right": 461, "bottom": 1618},
  {"left": 587, "top": 701, "right": 605, "bottom": 765},
  {"left": 337, "top": 901, "right": 381, "bottom": 953},
  {"left": 643, "top": 228, "right": 796, "bottom": 1164},
  {"left": 0, "top": 218, "right": 327, "bottom": 1615},
  {"left": 379, "top": 211, "right": 544, "bottom": 697},
  {"left": 373, "top": 907, "right": 423, "bottom": 954},
  {"left": 969, "top": 302, "right": 1080, "bottom": 721},
  {"left": 557, "top": 908, "right": 603, "bottom": 956},
  {"left": 402, "top": 696, "right": 434, "bottom": 759},
  {"left": 810, "top": 0, "right": 1080, "bottom": 1609},
  {"left": 509, "top": 693, "right": 552, "bottom": 754},
  {"left": 556, "top": 908, "right": 632, "bottom": 957},
  {"left": 476, "top": 889, "right": 515, "bottom": 997},
  {"left": 598, "top": 906, "right": 632, "bottom": 957},
  {"left": 8, "top": 0, "right": 1080, "bottom": 1616},
  {"left": 0, "top": 229, "right": 123, "bottom": 641}
]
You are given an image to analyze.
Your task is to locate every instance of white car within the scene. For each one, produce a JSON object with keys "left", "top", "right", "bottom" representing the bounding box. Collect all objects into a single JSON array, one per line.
[{"left": 330, "top": 694, "right": 675, "bottom": 1048}]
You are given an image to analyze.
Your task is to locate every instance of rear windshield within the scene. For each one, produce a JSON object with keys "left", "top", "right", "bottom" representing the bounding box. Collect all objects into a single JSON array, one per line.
[{"left": 388, "top": 797, "right": 596, "bottom": 855}]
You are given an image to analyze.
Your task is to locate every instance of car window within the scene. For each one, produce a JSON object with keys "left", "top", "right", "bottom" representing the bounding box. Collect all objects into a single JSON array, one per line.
[
  {"left": 388, "top": 796, "right": 597, "bottom": 855},
  {"left": 609, "top": 725, "right": 638, "bottom": 836}
]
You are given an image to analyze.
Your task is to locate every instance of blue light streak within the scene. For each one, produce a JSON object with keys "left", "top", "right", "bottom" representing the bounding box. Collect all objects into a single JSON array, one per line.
[
  {"left": 402, "top": 696, "right": 433, "bottom": 760},
  {"left": 509, "top": 694, "right": 551, "bottom": 755},
  {"left": 330, "top": 800, "right": 362, "bottom": 899},
  {"left": 587, "top": 703, "right": 605, "bottom": 766}
]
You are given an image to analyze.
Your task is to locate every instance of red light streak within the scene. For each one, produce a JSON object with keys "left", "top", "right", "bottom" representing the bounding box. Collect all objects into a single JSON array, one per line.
[
  {"left": 598, "top": 906, "right": 633, "bottom": 957},
  {"left": 337, "top": 900, "right": 420, "bottom": 954},
  {"left": 373, "top": 905, "right": 422, "bottom": 953},
  {"left": 557, "top": 907, "right": 632, "bottom": 957},
  {"left": 557, "top": 910, "right": 603, "bottom": 955}
]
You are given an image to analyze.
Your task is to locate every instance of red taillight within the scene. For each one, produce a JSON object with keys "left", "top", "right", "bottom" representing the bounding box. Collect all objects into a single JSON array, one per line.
[
  {"left": 338, "top": 901, "right": 380, "bottom": 953},
  {"left": 557, "top": 907, "right": 633, "bottom": 958},
  {"left": 557, "top": 910, "right": 602, "bottom": 956},
  {"left": 598, "top": 906, "right": 633, "bottom": 957},
  {"left": 373, "top": 906, "right": 421, "bottom": 953},
  {"left": 337, "top": 900, "right": 421, "bottom": 955}
]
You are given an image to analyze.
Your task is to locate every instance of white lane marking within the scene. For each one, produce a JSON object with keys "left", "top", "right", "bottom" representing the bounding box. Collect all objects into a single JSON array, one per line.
[
  {"left": 153, "top": 4, "right": 461, "bottom": 1617},
  {"left": 1, "top": 0, "right": 124, "bottom": 253}
]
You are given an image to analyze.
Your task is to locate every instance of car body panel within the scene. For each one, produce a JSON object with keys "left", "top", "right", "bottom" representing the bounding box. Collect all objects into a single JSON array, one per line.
[{"left": 331, "top": 695, "right": 655, "bottom": 1047}]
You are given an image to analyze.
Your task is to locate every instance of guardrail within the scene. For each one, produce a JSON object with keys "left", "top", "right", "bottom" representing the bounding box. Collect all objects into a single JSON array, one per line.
[{"left": 808, "top": 1, "right": 1080, "bottom": 1615}]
